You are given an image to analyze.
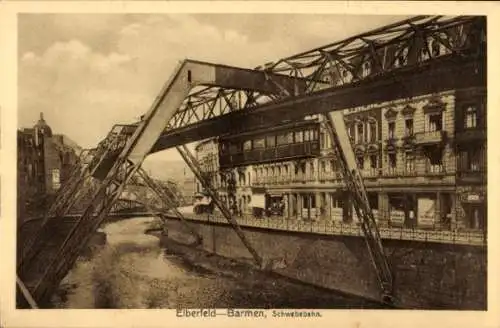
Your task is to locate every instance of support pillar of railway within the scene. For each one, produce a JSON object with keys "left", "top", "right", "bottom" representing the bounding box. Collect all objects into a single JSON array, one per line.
[
  {"left": 323, "top": 111, "right": 394, "bottom": 304},
  {"left": 176, "top": 145, "right": 263, "bottom": 268}
]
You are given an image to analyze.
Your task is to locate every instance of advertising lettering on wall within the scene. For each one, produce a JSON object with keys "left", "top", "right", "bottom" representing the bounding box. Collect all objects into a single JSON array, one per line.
[
  {"left": 417, "top": 198, "right": 436, "bottom": 227},
  {"left": 390, "top": 210, "right": 405, "bottom": 226}
]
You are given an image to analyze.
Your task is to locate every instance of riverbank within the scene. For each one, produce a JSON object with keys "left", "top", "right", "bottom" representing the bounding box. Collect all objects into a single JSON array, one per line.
[{"left": 145, "top": 227, "right": 390, "bottom": 309}]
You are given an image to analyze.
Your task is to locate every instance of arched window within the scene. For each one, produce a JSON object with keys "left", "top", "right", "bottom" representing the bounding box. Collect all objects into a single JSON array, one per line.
[{"left": 465, "top": 105, "right": 478, "bottom": 129}]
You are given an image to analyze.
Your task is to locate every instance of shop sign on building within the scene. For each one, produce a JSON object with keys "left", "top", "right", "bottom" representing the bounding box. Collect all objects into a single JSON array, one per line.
[{"left": 390, "top": 210, "right": 405, "bottom": 226}]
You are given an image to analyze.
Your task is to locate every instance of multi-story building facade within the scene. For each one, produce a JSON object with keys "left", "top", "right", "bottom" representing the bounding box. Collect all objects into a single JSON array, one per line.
[
  {"left": 194, "top": 87, "right": 486, "bottom": 232},
  {"left": 17, "top": 113, "right": 81, "bottom": 219},
  {"left": 192, "top": 17, "right": 486, "bottom": 232}
]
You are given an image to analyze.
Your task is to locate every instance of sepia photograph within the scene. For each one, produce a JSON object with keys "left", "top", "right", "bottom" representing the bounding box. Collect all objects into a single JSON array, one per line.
[{"left": 1, "top": 2, "right": 499, "bottom": 327}]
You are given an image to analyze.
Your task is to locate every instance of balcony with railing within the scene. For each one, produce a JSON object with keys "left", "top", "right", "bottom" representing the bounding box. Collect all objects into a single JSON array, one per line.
[
  {"left": 382, "top": 167, "right": 399, "bottom": 177},
  {"left": 414, "top": 130, "right": 447, "bottom": 145},
  {"left": 318, "top": 171, "right": 342, "bottom": 182},
  {"left": 361, "top": 168, "right": 380, "bottom": 179},
  {"left": 425, "top": 164, "right": 446, "bottom": 176}
]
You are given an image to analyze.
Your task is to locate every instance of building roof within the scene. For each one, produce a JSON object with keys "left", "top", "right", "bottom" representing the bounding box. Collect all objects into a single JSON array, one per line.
[{"left": 52, "top": 134, "right": 83, "bottom": 155}]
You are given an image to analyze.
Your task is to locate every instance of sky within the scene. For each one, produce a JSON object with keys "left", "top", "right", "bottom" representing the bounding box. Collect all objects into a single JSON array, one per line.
[{"left": 18, "top": 13, "right": 411, "bottom": 162}]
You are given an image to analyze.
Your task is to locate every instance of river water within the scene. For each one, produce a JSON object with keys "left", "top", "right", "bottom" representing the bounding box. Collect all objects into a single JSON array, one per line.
[{"left": 51, "top": 217, "right": 386, "bottom": 309}]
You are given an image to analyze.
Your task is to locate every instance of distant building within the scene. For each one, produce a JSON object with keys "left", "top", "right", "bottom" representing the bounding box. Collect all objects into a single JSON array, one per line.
[
  {"left": 182, "top": 171, "right": 197, "bottom": 205},
  {"left": 17, "top": 113, "right": 81, "bottom": 219}
]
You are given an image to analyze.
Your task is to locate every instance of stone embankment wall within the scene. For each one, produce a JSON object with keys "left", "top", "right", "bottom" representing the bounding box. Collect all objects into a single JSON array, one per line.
[{"left": 164, "top": 218, "right": 486, "bottom": 310}]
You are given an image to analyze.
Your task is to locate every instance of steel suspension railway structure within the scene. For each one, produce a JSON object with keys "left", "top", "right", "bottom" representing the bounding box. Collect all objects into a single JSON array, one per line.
[{"left": 16, "top": 15, "right": 485, "bottom": 308}]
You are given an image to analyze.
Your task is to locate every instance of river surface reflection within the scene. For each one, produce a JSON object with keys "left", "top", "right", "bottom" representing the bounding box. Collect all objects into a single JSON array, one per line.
[{"left": 51, "top": 217, "right": 386, "bottom": 309}]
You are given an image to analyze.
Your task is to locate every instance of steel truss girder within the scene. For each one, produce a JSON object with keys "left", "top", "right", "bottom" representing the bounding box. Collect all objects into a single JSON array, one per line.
[
  {"left": 18, "top": 126, "right": 133, "bottom": 272},
  {"left": 31, "top": 158, "right": 140, "bottom": 303},
  {"left": 176, "top": 145, "right": 263, "bottom": 267},
  {"left": 152, "top": 55, "right": 484, "bottom": 152},
  {"left": 133, "top": 168, "right": 203, "bottom": 244},
  {"left": 150, "top": 16, "right": 484, "bottom": 134},
  {"left": 323, "top": 111, "right": 393, "bottom": 303},
  {"left": 19, "top": 59, "right": 299, "bottom": 305}
]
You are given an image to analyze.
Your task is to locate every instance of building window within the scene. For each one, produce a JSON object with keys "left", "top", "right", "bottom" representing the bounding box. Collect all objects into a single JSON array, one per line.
[
  {"left": 254, "top": 137, "right": 265, "bottom": 149},
  {"left": 331, "top": 159, "right": 338, "bottom": 172},
  {"left": 243, "top": 140, "right": 252, "bottom": 151},
  {"left": 404, "top": 152, "right": 415, "bottom": 173},
  {"left": 304, "top": 130, "right": 311, "bottom": 142},
  {"left": 469, "top": 148, "right": 481, "bottom": 171},
  {"left": 460, "top": 148, "right": 483, "bottom": 172},
  {"left": 357, "top": 122, "right": 364, "bottom": 144},
  {"left": 348, "top": 124, "right": 355, "bottom": 141},
  {"left": 52, "top": 169, "right": 61, "bottom": 190},
  {"left": 405, "top": 118, "right": 414, "bottom": 136},
  {"left": 368, "top": 120, "right": 377, "bottom": 142},
  {"left": 277, "top": 132, "right": 292, "bottom": 145},
  {"left": 388, "top": 121, "right": 395, "bottom": 139},
  {"left": 427, "top": 148, "right": 443, "bottom": 173},
  {"left": 294, "top": 131, "right": 303, "bottom": 143},
  {"left": 266, "top": 135, "right": 276, "bottom": 147},
  {"left": 229, "top": 143, "right": 240, "bottom": 153},
  {"left": 427, "top": 113, "right": 443, "bottom": 132},
  {"left": 388, "top": 153, "right": 397, "bottom": 169},
  {"left": 465, "top": 105, "right": 478, "bottom": 129},
  {"left": 370, "top": 155, "right": 378, "bottom": 169},
  {"left": 357, "top": 155, "right": 364, "bottom": 169}
]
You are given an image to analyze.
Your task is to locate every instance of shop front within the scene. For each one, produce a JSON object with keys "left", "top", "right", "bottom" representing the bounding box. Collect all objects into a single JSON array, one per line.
[
  {"left": 457, "top": 187, "right": 486, "bottom": 230},
  {"left": 387, "top": 193, "right": 418, "bottom": 228}
]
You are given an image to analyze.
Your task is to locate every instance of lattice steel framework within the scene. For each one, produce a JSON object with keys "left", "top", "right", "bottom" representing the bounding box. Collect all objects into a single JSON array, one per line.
[{"left": 160, "top": 15, "right": 484, "bottom": 132}]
